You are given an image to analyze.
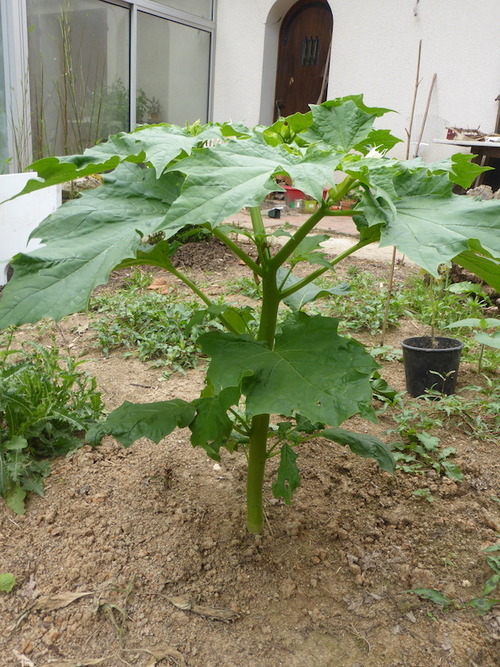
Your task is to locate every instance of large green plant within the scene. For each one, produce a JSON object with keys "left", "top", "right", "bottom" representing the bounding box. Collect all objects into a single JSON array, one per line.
[{"left": 1, "top": 97, "right": 499, "bottom": 533}]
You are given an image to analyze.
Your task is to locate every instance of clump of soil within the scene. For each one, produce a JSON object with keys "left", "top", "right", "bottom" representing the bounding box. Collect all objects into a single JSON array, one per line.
[{"left": 0, "top": 241, "right": 498, "bottom": 667}]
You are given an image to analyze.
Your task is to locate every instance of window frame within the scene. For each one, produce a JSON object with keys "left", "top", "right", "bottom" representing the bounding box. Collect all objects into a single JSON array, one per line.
[{"left": 1, "top": 0, "right": 216, "bottom": 170}]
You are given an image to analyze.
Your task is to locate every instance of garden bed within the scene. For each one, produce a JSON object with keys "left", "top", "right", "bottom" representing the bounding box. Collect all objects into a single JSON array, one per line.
[{"left": 0, "top": 241, "right": 499, "bottom": 667}]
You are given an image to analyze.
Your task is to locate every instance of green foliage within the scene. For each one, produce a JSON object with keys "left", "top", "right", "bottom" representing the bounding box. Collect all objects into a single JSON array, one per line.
[
  {"left": 226, "top": 276, "right": 262, "bottom": 300},
  {"left": 424, "top": 381, "right": 500, "bottom": 442},
  {"left": 390, "top": 430, "right": 463, "bottom": 481},
  {"left": 1, "top": 96, "right": 499, "bottom": 533},
  {"left": 0, "top": 573, "right": 16, "bottom": 593},
  {"left": 403, "top": 274, "right": 488, "bottom": 329},
  {"left": 312, "top": 268, "right": 407, "bottom": 334},
  {"left": 0, "top": 336, "right": 104, "bottom": 513},
  {"left": 90, "top": 289, "right": 221, "bottom": 375},
  {"left": 409, "top": 543, "right": 500, "bottom": 616}
]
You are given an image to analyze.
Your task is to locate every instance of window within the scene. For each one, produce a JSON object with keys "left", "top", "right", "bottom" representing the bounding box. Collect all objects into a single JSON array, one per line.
[
  {"left": 26, "top": 0, "right": 130, "bottom": 159},
  {"left": 151, "top": 0, "right": 212, "bottom": 20},
  {"left": 137, "top": 12, "right": 211, "bottom": 125},
  {"left": 0, "top": 17, "right": 8, "bottom": 172},
  {"left": 0, "top": 0, "right": 215, "bottom": 166}
]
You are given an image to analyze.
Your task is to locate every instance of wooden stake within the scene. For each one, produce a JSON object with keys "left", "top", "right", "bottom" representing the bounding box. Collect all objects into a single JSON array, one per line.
[
  {"left": 405, "top": 39, "right": 423, "bottom": 159},
  {"left": 414, "top": 73, "right": 437, "bottom": 158}
]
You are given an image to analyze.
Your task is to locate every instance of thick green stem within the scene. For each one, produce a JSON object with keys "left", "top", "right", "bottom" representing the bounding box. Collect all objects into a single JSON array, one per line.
[
  {"left": 246, "top": 263, "right": 280, "bottom": 533},
  {"left": 246, "top": 413, "right": 271, "bottom": 533},
  {"left": 212, "top": 226, "right": 263, "bottom": 277},
  {"left": 249, "top": 205, "right": 272, "bottom": 267},
  {"left": 279, "top": 237, "right": 373, "bottom": 299}
]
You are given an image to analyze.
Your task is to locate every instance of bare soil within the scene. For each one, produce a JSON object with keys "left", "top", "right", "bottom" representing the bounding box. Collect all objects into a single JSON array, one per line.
[{"left": 0, "top": 240, "right": 499, "bottom": 667}]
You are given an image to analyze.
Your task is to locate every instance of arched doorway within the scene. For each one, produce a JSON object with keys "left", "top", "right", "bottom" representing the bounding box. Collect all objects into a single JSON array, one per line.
[{"left": 273, "top": 0, "right": 333, "bottom": 119}]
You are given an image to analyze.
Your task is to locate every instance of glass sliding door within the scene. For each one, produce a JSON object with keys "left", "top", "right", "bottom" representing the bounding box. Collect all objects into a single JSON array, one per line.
[
  {"left": 26, "top": 0, "right": 130, "bottom": 159},
  {"left": 151, "top": 1, "right": 213, "bottom": 20},
  {"left": 137, "top": 11, "right": 211, "bottom": 126},
  {"left": 0, "top": 16, "right": 9, "bottom": 172}
]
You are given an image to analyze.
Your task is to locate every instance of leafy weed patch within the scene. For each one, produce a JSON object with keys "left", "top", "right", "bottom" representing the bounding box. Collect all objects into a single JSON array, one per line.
[{"left": 0, "top": 335, "right": 103, "bottom": 513}]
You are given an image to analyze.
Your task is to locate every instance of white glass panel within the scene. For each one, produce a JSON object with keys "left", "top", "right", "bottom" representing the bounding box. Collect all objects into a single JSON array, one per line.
[
  {"left": 0, "top": 18, "right": 9, "bottom": 172},
  {"left": 137, "top": 12, "right": 210, "bottom": 126},
  {"left": 26, "top": 0, "right": 129, "bottom": 158},
  {"left": 151, "top": 1, "right": 212, "bottom": 20}
]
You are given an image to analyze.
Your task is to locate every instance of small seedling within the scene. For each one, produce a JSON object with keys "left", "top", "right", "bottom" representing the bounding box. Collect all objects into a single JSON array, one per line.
[
  {"left": 408, "top": 543, "right": 500, "bottom": 616},
  {"left": 412, "top": 487, "right": 434, "bottom": 503},
  {"left": 0, "top": 573, "right": 16, "bottom": 592},
  {"left": 390, "top": 429, "right": 463, "bottom": 481}
]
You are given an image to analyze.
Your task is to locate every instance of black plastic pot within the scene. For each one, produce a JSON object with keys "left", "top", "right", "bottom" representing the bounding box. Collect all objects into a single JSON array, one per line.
[{"left": 401, "top": 336, "right": 464, "bottom": 398}]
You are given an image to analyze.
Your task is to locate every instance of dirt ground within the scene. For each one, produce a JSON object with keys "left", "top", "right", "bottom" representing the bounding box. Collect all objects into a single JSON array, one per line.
[{"left": 0, "top": 239, "right": 499, "bottom": 667}]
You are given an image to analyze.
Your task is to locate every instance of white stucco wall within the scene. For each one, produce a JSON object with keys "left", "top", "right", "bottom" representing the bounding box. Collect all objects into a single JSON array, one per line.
[
  {"left": 0, "top": 173, "right": 61, "bottom": 285},
  {"left": 214, "top": 0, "right": 500, "bottom": 161}
]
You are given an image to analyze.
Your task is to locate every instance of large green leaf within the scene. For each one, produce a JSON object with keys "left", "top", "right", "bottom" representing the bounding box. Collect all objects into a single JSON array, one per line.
[
  {"left": 321, "top": 427, "right": 395, "bottom": 473},
  {"left": 15, "top": 123, "right": 226, "bottom": 197},
  {"left": 127, "top": 123, "right": 226, "bottom": 176},
  {"left": 303, "top": 97, "right": 391, "bottom": 151},
  {"left": 200, "top": 313, "right": 377, "bottom": 426},
  {"left": 86, "top": 399, "right": 196, "bottom": 447},
  {"left": 160, "top": 135, "right": 342, "bottom": 231},
  {"left": 0, "top": 164, "right": 183, "bottom": 327},
  {"left": 380, "top": 194, "right": 500, "bottom": 286},
  {"left": 452, "top": 246, "right": 500, "bottom": 291}
]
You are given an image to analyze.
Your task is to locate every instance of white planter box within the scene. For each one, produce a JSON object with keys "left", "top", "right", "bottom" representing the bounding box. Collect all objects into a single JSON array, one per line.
[{"left": 0, "top": 173, "right": 61, "bottom": 285}]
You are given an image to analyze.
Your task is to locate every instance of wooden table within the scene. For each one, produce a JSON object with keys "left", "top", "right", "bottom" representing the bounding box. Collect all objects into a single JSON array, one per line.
[{"left": 434, "top": 138, "right": 500, "bottom": 186}]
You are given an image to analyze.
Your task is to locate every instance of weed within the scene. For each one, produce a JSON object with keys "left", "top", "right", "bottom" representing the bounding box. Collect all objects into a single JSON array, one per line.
[
  {"left": 424, "top": 381, "right": 500, "bottom": 442},
  {"left": 90, "top": 290, "right": 221, "bottom": 375},
  {"left": 0, "top": 334, "right": 104, "bottom": 513},
  {"left": 312, "top": 271, "right": 408, "bottom": 334},
  {"left": 408, "top": 542, "right": 500, "bottom": 616},
  {"left": 388, "top": 401, "right": 464, "bottom": 480},
  {"left": 226, "top": 276, "right": 262, "bottom": 300},
  {"left": 0, "top": 573, "right": 16, "bottom": 592},
  {"left": 403, "top": 274, "right": 487, "bottom": 330},
  {"left": 412, "top": 487, "right": 434, "bottom": 503},
  {"left": 390, "top": 431, "right": 463, "bottom": 481},
  {"left": 370, "top": 345, "right": 403, "bottom": 362}
]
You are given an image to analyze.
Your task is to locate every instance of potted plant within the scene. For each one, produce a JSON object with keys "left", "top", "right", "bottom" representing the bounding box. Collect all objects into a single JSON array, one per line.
[
  {"left": 135, "top": 88, "right": 150, "bottom": 124},
  {"left": 401, "top": 274, "right": 499, "bottom": 397},
  {"left": 401, "top": 274, "right": 466, "bottom": 398},
  {"left": 147, "top": 97, "right": 161, "bottom": 123},
  {"left": 401, "top": 335, "right": 464, "bottom": 398}
]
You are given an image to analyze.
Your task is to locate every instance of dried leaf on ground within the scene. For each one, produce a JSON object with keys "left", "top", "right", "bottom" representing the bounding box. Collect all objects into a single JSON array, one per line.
[
  {"left": 9, "top": 591, "right": 94, "bottom": 631},
  {"left": 136, "top": 642, "right": 187, "bottom": 667},
  {"left": 167, "top": 594, "right": 239, "bottom": 622},
  {"left": 39, "top": 659, "right": 109, "bottom": 667},
  {"left": 33, "top": 591, "right": 94, "bottom": 612}
]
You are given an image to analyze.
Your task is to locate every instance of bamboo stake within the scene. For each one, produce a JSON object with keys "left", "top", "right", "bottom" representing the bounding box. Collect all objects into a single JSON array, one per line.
[
  {"left": 380, "top": 41, "right": 423, "bottom": 345},
  {"left": 405, "top": 39, "right": 423, "bottom": 159},
  {"left": 414, "top": 73, "right": 437, "bottom": 158}
]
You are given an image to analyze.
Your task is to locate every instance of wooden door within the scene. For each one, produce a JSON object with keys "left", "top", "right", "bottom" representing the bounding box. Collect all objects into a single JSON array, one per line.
[{"left": 274, "top": 0, "right": 333, "bottom": 119}]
